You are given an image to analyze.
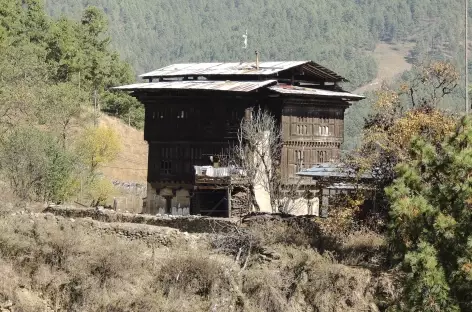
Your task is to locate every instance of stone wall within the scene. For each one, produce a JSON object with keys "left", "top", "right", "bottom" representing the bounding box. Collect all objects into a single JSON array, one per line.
[{"left": 44, "top": 206, "right": 237, "bottom": 234}]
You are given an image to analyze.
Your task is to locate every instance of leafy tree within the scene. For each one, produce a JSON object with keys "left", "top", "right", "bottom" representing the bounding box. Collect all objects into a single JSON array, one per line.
[
  {"left": 76, "top": 126, "right": 122, "bottom": 174},
  {"left": 39, "top": 82, "right": 90, "bottom": 148},
  {"left": 102, "top": 91, "right": 144, "bottom": 129},
  {"left": 386, "top": 116, "right": 472, "bottom": 311},
  {"left": 0, "top": 127, "right": 76, "bottom": 202},
  {"left": 0, "top": 1, "right": 136, "bottom": 206}
]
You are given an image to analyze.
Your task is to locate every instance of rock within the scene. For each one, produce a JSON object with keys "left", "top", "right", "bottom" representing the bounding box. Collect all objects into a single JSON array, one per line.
[
  {"left": 1, "top": 300, "right": 13, "bottom": 308},
  {"left": 259, "top": 247, "right": 280, "bottom": 260}
]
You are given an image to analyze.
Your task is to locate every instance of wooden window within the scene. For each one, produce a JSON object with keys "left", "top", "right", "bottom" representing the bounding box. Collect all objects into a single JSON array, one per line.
[
  {"left": 297, "top": 124, "right": 308, "bottom": 135},
  {"left": 317, "top": 151, "right": 328, "bottom": 163},
  {"left": 160, "top": 160, "right": 172, "bottom": 175},
  {"left": 295, "top": 150, "right": 305, "bottom": 172},
  {"left": 155, "top": 111, "right": 164, "bottom": 119},
  {"left": 177, "top": 110, "right": 187, "bottom": 119},
  {"left": 318, "top": 125, "right": 329, "bottom": 136}
]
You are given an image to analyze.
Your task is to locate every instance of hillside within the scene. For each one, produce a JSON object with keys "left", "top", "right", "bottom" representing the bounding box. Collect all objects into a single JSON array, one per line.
[
  {"left": 98, "top": 115, "right": 148, "bottom": 184},
  {"left": 45, "top": 0, "right": 469, "bottom": 92},
  {"left": 355, "top": 42, "right": 414, "bottom": 94}
]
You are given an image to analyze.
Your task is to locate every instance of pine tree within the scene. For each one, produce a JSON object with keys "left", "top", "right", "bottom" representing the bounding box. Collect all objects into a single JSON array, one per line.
[{"left": 386, "top": 116, "right": 472, "bottom": 311}]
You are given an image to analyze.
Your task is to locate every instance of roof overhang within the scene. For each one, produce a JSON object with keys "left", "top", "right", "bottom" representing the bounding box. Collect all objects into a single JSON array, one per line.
[
  {"left": 269, "top": 85, "right": 365, "bottom": 101},
  {"left": 113, "top": 80, "right": 278, "bottom": 93},
  {"left": 297, "top": 163, "right": 373, "bottom": 180}
]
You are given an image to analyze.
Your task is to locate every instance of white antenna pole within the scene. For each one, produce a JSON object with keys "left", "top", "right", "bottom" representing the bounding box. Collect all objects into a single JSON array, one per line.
[{"left": 242, "top": 29, "right": 248, "bottom": 49}]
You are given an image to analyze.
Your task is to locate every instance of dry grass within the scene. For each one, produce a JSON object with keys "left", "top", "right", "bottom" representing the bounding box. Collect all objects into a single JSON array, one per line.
[
  {"left": 0, "top": 210, "right": 393, "bottom": 312},
  {"left": 98, "top": 114, "right": 148, "bottom": 183}
]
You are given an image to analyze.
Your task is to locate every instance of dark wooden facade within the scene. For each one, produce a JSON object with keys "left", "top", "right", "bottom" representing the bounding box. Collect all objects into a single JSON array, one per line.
[
  {"left": 281, "top": 99, "right": 349, "bottom": 182},
  {"left": 116, "top": 61, "right": 364, "bottom": 216}
]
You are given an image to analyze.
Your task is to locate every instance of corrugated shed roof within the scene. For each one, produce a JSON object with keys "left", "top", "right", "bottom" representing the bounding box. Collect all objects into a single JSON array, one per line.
[
  {"left": 113, "top": 80, "right": 278, "bottom": 92},
  {"left": 297, "top": 163, "right": 373, "bottom": 179},
  {"left": 269, "top": 85, "right": 365, "bottom": 101},
  {"left": 139, "top": 61, "right": 346, "bottom": 81}
]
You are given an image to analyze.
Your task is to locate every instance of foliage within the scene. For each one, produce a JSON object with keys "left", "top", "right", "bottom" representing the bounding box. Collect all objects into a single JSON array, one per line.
[
  {"left": 386, "top": 116, "right": 472, "bottom": 311},
  {"left": 0, "top": 127, "right": 76, "bottom": 202},
  {"left": 86, "top": 177, "right": 116, "bottom": 207},
  {"left": 76, "top": 126, "right": 122, "bottom": 173},
  {"left": 38, "top": 82, "right": 90, "bottom": 148},
  {"left": 0, "top": 1, "right": 131, "bottom": 204},
  {"left": 102, "top": 91, "right": 144, "bottom": 129},
  {"left": 348, "top": 61, "right": 459, "bottom": 218}
]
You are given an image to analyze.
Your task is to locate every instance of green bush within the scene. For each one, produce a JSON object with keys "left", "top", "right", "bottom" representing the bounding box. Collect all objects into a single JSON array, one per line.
[{"left": 0, "top": 127, "right": 78, "bottom": 203}]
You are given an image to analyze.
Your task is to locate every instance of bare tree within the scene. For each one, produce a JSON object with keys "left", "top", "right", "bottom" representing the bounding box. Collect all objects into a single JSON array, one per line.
[
  {"left": 228, "top": 108, "right": 308, "bottom": 214},
  {"left": 403, "top": 61, "right": 459, "bottom": 108}
]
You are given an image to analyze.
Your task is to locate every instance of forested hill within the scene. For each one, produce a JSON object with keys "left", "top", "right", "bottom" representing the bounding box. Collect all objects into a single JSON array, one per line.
[{"left": 44, "top": 0, "right": 468, "bottom": 90}]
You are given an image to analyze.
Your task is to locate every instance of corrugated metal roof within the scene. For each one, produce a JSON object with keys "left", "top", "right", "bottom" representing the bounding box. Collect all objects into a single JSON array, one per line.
[
  {"left": 269, "top": 85, "right": 365, "bottom": 101},
  {"left": 139, "top": 61, "right": 346, "bottom": 81},
  {"left": 326, "top": 183, "right": 373, "bottom": 190},
  {"left": 113, "top": 80, "right": 278, "bottom": 92},
  {"left": 297, "top": 163, "right": 372, "bottom": 179}
]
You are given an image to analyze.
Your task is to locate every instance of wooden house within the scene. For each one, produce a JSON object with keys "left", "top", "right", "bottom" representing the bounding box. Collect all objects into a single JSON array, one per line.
[{"left": 115, "top": 60, "right": 364, "bottom": 217}]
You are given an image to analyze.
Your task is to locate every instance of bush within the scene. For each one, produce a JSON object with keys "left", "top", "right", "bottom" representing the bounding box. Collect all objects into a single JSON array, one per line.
[
  {"left": 0, "top": 127, "right": 77, "bottom": 202},
  {"left": 156, "top": 252, "right": 232, "bottom": 298},
  {"left": 86, "top": 177, "right": 116, "bottom": 207}
]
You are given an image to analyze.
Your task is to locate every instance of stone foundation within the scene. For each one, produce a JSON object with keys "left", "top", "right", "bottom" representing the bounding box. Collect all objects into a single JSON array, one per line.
[{"left": 145, "top": 184, "right": 191, "bottom": 215}]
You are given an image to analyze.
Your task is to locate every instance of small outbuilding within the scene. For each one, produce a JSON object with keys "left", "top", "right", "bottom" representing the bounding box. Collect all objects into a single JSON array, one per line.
[{"left": 297, "top": 163, "right": 375, "bottom": 217}]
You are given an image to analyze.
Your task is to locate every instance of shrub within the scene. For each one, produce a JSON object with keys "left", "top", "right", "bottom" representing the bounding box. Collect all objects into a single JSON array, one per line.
[
  {"left": 0, "top": 127, "right": 77, "bottom": 202},
  {"left": 86, "top": 177, "right": 116, "bottom": 207},
  {"left": 242, "top": 268, "right": 292, "bottom": 312},
  {"left": 156, "top": 252, "right": 232, "bottom": 299}
]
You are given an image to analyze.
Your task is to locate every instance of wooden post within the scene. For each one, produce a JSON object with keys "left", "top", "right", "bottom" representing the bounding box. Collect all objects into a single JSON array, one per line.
[
  {"left": 93, "top": 89, "right": 98, "bottom": 127},
  {"left": 227, "top": 187, "right": 232, "bottom": 218}
]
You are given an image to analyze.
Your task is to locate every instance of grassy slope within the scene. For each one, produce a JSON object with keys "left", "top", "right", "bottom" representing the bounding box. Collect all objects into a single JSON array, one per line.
[
  {"left": 98, "top": 114, "right": 148, "bottom": 184},
  {"left": 354, "top": 42, "right": 414, "bottom": 94}
]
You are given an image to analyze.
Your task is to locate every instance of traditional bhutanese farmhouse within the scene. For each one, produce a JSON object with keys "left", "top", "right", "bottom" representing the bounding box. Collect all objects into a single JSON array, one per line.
[{"left": 115, "top": 60, "right": 364, "bottom": 217}]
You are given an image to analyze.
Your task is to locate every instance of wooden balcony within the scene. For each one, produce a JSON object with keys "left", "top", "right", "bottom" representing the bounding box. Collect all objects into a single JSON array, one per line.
[{"left": 194, "top": 166, "right": 247, "bottom": 189}]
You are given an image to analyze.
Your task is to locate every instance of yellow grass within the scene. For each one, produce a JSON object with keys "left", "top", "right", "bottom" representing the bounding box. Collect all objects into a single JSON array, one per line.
[{"left": 98, "top": 114, "right": 148, "bottom": 183}]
